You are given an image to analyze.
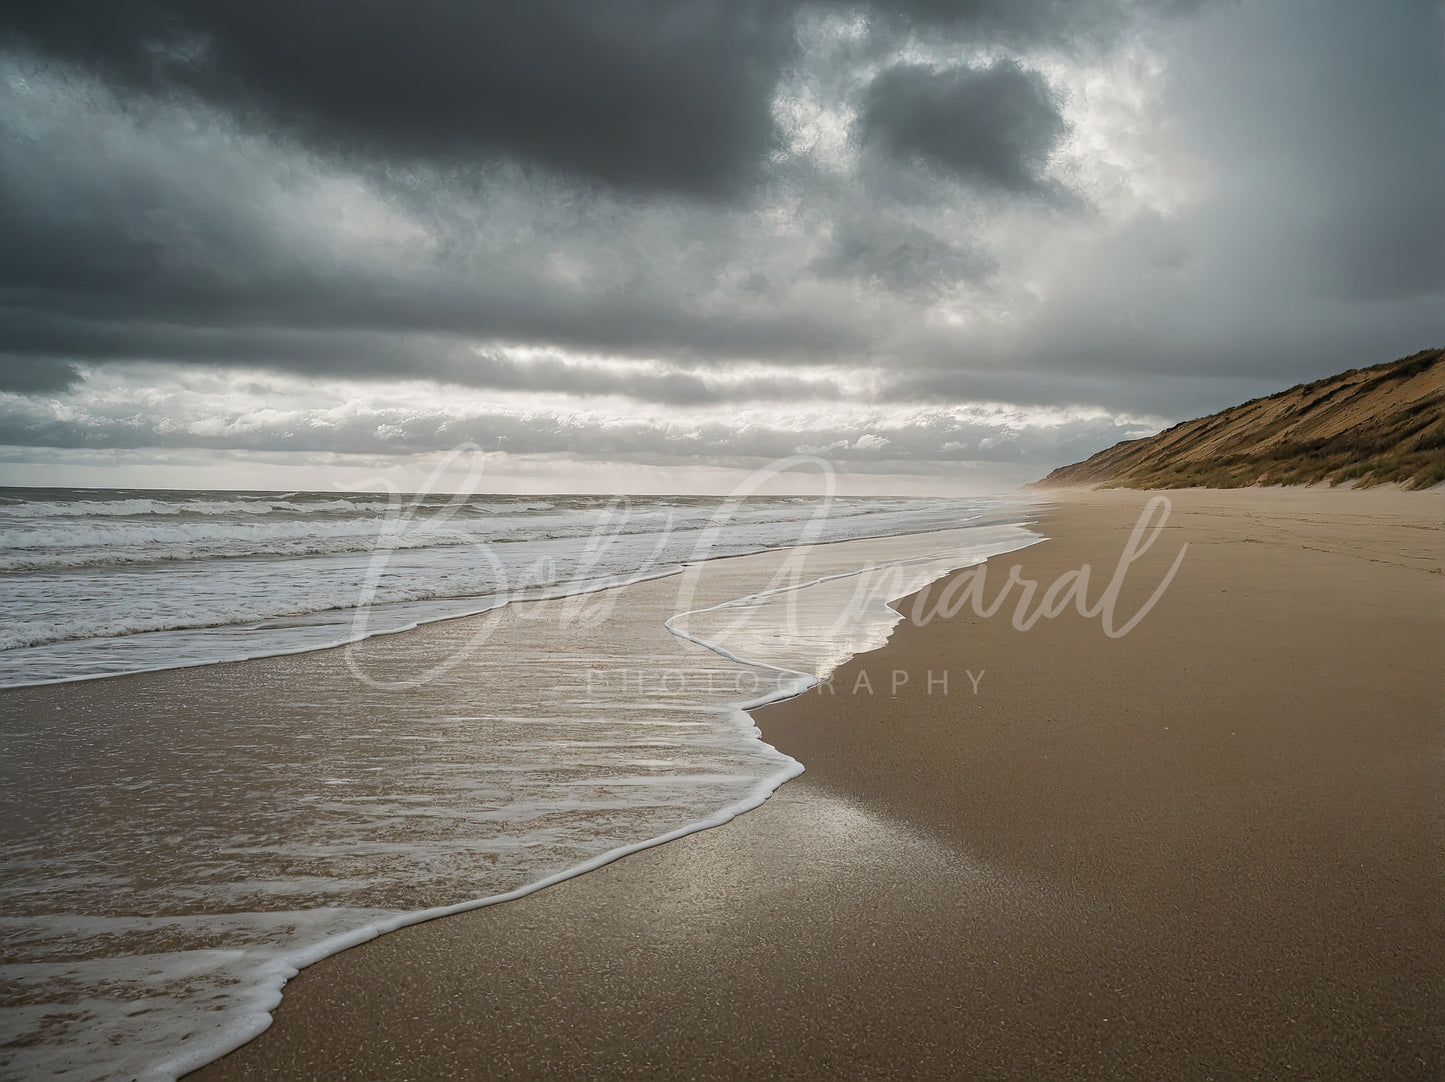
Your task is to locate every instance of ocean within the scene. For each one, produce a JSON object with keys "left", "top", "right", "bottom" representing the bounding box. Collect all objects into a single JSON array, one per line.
[{"left": 0, "top": 486, "right": 1042, "bottom": 1080}]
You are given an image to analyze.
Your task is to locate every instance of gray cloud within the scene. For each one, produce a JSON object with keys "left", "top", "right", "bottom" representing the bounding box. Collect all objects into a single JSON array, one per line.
[
  {"left": 818, "top": 0, "right": 1218, "bottom": 55},
  {"left": 0, "top": 0, "right": 795, "bottom": 200},
  {"left": 0, "top": 321, "right": 849, "bottom": 406},
  {"left": 858, "top": 60, "right": 1069, "bottom": 196},
  {"left": 0, "top": 76, "right": 870, "bottom": 391},
  {"left": 0, "top": 0, "right": 1187, "bottom": 202},
  {"left": 0, "top": 356, "right": 79, "bottom": 393},
  {"left": 0, "top": 0, "right": 1439, "bottom": 477},
  {"left": 0, "top": 368, "right": 1151, "bottom": 468},
  {"left": 810, "top": 218, "right": 998, "bottom": 294}
]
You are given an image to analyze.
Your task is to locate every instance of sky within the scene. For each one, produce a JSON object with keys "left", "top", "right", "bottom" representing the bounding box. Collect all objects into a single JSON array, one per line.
[{"left": 0, "top": 0, "right": 1440, "bottom": 494}]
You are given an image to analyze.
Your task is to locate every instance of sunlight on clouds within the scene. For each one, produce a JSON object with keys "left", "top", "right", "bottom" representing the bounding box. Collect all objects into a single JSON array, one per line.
[
  {"left": 773, "top": 87, "right": 858, "bottom": 172},
  {"left": 0, "top": 364, "right": 1166, "bottom": 477},
  {"left": 1042, "top": 47, "right": 1214, "bottom": 221},
  {"left": 318, "top": 175, "right": 435, "bottom": 250}
]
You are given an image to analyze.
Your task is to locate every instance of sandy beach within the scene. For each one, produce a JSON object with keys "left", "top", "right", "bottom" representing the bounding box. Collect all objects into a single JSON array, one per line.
[{"left": 174, "top": 485, "right": 1441, "bottom": 1080}]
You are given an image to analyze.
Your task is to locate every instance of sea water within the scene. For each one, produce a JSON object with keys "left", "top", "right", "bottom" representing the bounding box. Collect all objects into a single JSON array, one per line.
[
  {"left": 0, "top": 487, "right": 1041, "bottom": 1079},
  {"left": 1, "top": 488, "right": 1032, "bottom": 687}
]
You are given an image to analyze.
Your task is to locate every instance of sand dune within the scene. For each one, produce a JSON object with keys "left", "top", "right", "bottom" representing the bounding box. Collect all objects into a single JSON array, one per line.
[{"left": 1037, "top": 348, "right": 1444, "bottom": 490}]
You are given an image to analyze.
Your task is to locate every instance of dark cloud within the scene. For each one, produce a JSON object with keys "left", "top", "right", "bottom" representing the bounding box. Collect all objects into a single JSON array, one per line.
[
  {"left": 857, "top": 60, "right": 1068, "bottom": 196},
  {"left": 0, "top": 283, "right": 866, "bottom": 384},
  {"left": 0, "top": 326, "right": 847, "bottom": 407},
  {"left": 0, "top": 0, "right": 1190, "bottom": 204},
  {"left": 0, "top": 0, "right": 795, "bottom": 199},
  {"left": 0, "top": 78, "right": 866, "bottom": 396},
  {"left": 0, "top": 355, "right": 80, "bottom": 393},
  {"left": 818, "top": 0, "right": 1217, "bottom": 54}
]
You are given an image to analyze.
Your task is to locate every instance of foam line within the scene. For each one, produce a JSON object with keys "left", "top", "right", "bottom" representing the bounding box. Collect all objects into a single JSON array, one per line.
[{"left": 153, "top": 524, "right": 1046, "bottom": 1082}]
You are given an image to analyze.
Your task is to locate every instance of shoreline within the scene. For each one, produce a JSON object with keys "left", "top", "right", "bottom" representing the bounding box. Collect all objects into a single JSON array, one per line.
[
  {"left": 189, "top": 485, "right": 1443, "bottom": 1080},
  {"left": 1, "top": 518, "right": 1041, "bottom": 1082}
]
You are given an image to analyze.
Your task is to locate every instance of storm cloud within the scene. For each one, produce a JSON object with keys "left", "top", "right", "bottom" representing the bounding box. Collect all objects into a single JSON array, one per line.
[
  {"left": 1, "top": 0, "right": 796, "bottom": 198},
  {"left": 858, "top": 60, "right": 1068, "bottom": 196},
  {"left": 0, "top": 0, "right": 1440, "bottom": 484},
  {"left": 0, "top": 0, "right": 1188, "bottom": 197}
]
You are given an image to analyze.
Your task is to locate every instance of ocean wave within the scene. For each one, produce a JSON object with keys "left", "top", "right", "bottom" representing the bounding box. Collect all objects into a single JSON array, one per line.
[
  {"left": 0, "top": 491, "right": 1022, "bottom": 679},
  {"left": 0, "top": 575, "right": 505, "bottom": 652},
  {"left": 0, "top": 502, "right": 898, "bottom": 572},
  {"left": 0, "top": 496, "right": 407, "bottom": 518}
]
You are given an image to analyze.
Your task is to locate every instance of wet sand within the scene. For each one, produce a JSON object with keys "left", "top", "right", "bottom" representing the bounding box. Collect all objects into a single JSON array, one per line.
[{"left": 191, "top": 487, "right": 1444, "bottom": 1080}]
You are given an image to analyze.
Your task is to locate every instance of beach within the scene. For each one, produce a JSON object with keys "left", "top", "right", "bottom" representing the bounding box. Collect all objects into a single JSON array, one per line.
[
  {"left": 188, "top": 486, "right": 1444, "bottom": 1080},
  {"left": 8, "top": 3, "right": 1441, "bottom": 1078},
  {"left": 0, "top": 492, "right": 1041, "bottom": 1079}
]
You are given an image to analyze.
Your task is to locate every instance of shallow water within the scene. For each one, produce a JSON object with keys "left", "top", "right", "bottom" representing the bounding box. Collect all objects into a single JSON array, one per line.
[{"left": 0, "top": 504, "right": 1039, "bottom": 1081}]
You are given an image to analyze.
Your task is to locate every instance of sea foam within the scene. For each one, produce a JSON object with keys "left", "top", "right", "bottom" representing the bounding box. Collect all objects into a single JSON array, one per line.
[{"left": 0, "top": 489, "right": 1041, "bottom": 1080}]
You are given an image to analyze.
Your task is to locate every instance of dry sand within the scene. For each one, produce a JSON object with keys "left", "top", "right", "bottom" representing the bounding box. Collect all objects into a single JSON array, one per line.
[{"left": 191, "top": 487, "right": 1444, "bottom": 1080}]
